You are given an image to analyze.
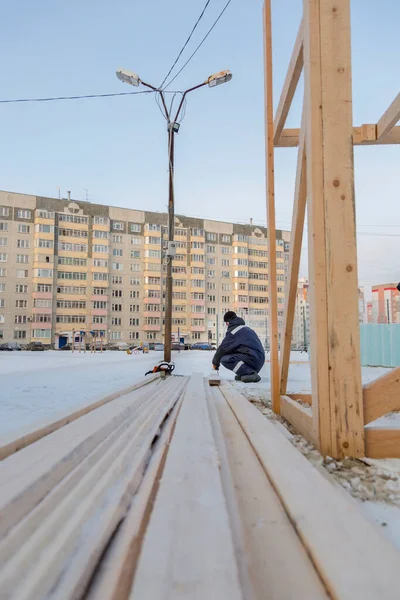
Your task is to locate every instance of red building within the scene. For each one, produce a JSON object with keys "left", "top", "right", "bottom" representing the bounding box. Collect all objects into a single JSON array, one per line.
[{"left": 371, "top": 284, "right": 399, "bottom": 324}]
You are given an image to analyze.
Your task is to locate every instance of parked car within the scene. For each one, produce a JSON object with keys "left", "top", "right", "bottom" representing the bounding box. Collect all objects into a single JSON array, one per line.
[
  {"left": 190, "top": 342, "right": 214, "bottom": 351},
  {"left": 107, "top": 341, "right": 130, "bottom": 351},
  {"left": 0, "top": 342, "right": 22, "bottom": 351},
  {"left": 171, "top": 342, "right": 185, "bottom": 351},
  {"left": 26, "top": 341, "right": 45, "bottom": 351},
  {"left": 148, "top": 342, "right": 156, "bottom": 350},
  {"left": 59, "top": 343, "right": 72, "bottom": 351},
  {"left": 154, "top": 343, "right": 164, "bottom": 351}
]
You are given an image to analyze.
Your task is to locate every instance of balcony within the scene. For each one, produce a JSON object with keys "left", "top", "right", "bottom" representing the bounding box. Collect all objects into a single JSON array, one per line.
[
  {"left": 143, "top": 324, "right": 161, "bottom": 332},
  {"left": 91, "top": 309, "right": 108, "bottom": 316},
  {"left": 30, "top": 321, "right": 52, "bottom": 329},
  {"left": 190, "top": 325, "right": 206, "bottom": 332},
  {"left": 32, "top": 291, "right": 53, "bottom": 300},
  {"left": 144, "top": 297, "right": 161, "bottom": 304}
]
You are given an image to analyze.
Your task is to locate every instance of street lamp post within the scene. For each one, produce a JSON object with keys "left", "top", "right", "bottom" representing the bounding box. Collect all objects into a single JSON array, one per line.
[{"left": 116, "top": 68, "right": 232, "bottom": 363}]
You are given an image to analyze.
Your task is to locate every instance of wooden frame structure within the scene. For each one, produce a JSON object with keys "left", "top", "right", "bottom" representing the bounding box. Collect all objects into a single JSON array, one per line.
[{"left": 264, "top": 0, "right": 400, "bottom": 458}]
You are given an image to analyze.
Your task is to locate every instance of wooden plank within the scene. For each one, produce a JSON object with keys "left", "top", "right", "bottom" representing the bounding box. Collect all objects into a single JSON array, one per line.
[
  {"left": 287, "top": 392, "right": 312, "bottom": 405},
  {"left": 130, "top": 374, "right": 242, "bottom": 599},
  {"left": 280, "top": 395, "right": 318, "bottom": 446},
  {"left": 0, "top": 373, "right": 161, "bottom": 461},
  {"left": 303, "top": 0, "right": 330, "bottom": 455},
  {"left": 276, "top": 125, "right": 400, "bottom": 147},
  {"left": 221, "top": 383, "right": 400, "bottom": 599},
  {"left": 319, "top": 0, "right": 364, "bottom": 457},
  {"left": 0, "top": 378, "right": 187, "bottom": 599},
  {"left": 273, "top": 19, "right": 304, "bottom": 145},
  {"left": 263, "top": 0, "right": 280, "bottom": 413},
  {"left": 279, "top": 112, "right": 307, "bottom": 395},
  {"left": 363, "top": 367, "right": 400, "bottom": 424},
  {"left": 86, "top": 396, "right": 185, "bottom": 600},
  {"left": 365, "top": 427, "right": 400, "bottom": 459},
  {"left": 0, "top": 379, "right": 171, "bottom": 540},
  {"left": 212, "top": 386, "right": 328, "bottom": 599},
  {"left": 377, "top": 92, "right": 400, "bottom": 139}
]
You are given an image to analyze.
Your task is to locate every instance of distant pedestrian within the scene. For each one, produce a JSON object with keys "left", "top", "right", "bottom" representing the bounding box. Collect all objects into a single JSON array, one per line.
[{"left": 212, "top": 311, "right": 265, "bottom": 383}]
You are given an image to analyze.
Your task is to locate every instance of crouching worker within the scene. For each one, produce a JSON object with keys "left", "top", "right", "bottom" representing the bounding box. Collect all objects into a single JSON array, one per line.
[{"left": 212, "top": 311, "right": 265, "bottom": 383}]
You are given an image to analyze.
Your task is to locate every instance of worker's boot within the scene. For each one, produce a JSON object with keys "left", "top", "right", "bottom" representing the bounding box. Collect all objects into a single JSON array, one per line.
[
  {"left": 235, "top": 375, "right": 242, "bottom": 381},
  {"left": 240, "top": 372, "right": 261, "bottom": 383}
]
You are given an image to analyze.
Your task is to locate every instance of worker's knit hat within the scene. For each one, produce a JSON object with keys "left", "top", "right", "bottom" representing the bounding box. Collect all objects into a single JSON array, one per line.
[{"left": 223, "top": 311, "right": 237, "bottom": 323}]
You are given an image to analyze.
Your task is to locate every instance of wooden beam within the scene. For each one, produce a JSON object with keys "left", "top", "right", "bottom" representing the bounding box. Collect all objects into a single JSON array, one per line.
[
  {"left": 287, "top": 393, "right": 312, "bottom": 405},
  {"left": 280, "top": 395, "right": 318, "bottom": 446},
  {"left": 280, "top": 113, "right": 307, "bottom": 395},
  {"left": 365, "top": 427, "right": 400, "bottom": 459},
  {"left": 304, "top": 0, "right": 364, "bottom": 458},
  {"left": 212, "top": 387, "right": 327, "bottom": 599},
  {"left": 377, "top": 92, "right": 400, "bottom": 139},
  {"left": 303, "top": 0, "right": 331, "bottom": 457},
  {"left": 274, "top": 20, "right": 304, "bottom": 145},
  {"left": 220, "top": 383, "right": 400, "bottom": 598},
  {"left": 363, "top": 367, "right": 400, "bottom": 424},
  {"left": 263, "top": 1, "right": 280, "bottom": 413},
  {"left": 276, "top": 125, "right": 400, "bottom": 147}
]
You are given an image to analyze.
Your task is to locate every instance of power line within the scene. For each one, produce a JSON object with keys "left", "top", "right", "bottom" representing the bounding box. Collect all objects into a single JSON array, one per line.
[
  {"left": 0, "top": 90, "right": 155, "bottom": 104},
  {"left": 159, "top": 0, "right": 213, "bottom": 90},
  {"left": 163, "top": 0, "right": 234, "bottom": 90}
]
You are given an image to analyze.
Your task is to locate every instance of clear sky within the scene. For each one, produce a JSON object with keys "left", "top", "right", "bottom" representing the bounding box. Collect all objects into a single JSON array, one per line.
[{"left": 0, "top": 0, "right": 399, "bottom": 295}]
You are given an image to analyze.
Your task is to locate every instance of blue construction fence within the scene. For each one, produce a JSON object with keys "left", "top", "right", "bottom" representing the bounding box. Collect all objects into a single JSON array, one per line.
[{"left": 360, "top": 324, "right": 400, "bottom": 367}]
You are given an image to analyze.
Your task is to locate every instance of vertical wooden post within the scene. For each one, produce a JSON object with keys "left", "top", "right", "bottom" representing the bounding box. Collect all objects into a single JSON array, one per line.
[
  {"left": 280, "top": 113, "right": 307, "bottom": 395},
  {"left": 263, "top": 0, "right": 280, "bottom": 413},
  {"left": 303, "top": 0, "right": 364, "bottom": 457}
]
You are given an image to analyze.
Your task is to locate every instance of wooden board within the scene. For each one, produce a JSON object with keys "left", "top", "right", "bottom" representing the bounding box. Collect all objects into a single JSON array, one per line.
[
  {"left": 273, "top": 19, "right": 304, "bottom": 144},
  {"left": 211, "top": 386, "right": 328, "bottom": 600},
  {"left": 221, "top": 383, "right": 400, "bottom": 599},
  {"left": 276, "top": 125, "right": 400, "bottom": 147},
  {"left": 365, "top": 426, "right": 400, "bottom": 459},
  {"left": 279, "top": 113, "right": 307, "bottom": 395},
  {"left": 280, "top": 395, "right": 317, "bottom": 446},
  {"left": 377, "top": 92, "right": 400, "bottom": 139},
  {"left": 86, "top": 396, "right": 185, "bottom": 600},
  {"left": 363, "top": 367, "right": 400, "bottom": 424},
  {"left": 287, "top": 392, "right": 312, "bottom": 405},
  {"left": 130, "top": 374, "right": 242, "bottom": 599},
  {"left": 0, "top": 373, "right": 161, "bottom": 460},
  {"left": 263, "top": 0, "right": 280, "bottom": 414}
]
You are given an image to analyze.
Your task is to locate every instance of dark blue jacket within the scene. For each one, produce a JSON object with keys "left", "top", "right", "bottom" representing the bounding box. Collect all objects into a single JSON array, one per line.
[{"left": 212, "top": 317, "right": 265, "bottom": 369}]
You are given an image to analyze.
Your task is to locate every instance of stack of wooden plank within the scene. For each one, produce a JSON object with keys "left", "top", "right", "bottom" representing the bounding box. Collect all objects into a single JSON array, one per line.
[{"left": 2, "top": 373, "right": 400, "bottom": 599}]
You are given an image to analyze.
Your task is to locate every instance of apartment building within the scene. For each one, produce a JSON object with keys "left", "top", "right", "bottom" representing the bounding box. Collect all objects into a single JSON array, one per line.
[
  {"left": 292, "top": 277, "right": 310, "bottom": 349},
  {"left": 371, "top": 283, "right": 400, "bottom": 324},
  {"left": 0, "top": 190, "right": 290, "bottom": 347}
]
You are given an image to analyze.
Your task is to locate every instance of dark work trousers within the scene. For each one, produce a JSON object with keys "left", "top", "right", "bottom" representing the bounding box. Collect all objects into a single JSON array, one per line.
[{"left": 220, "top": 353, "right": 263, "bottom": 377}]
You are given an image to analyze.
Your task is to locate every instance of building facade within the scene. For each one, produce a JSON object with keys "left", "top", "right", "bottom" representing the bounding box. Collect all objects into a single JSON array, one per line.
[
  {"left": 292, "top": 277, "right": 310, "bottom": 349},
  {"left": 0, "top": 191, "right": 290, "bottom": 347},
  {"left": 358, "top": 287, "right": 366, "bottom": 324},
  {"left": 371, "top": 283, "right": 400, "bottom": 324}
]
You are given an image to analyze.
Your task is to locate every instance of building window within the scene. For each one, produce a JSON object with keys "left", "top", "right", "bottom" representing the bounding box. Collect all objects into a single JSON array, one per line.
[
  {"left": 0, "top": 254, "right": 7, "bottom": 262},
  {"left": 0, "top": 269, "right": 7, "bottom": 277},
  {"left": 17, "top": 209, "right": 31, "bottom": 219},
  {"left": 146, "top": 332, "right": 157, "bottom": 340},
  {"left": 112, "top": 275, "right": 123, "bottom": 284},
  {"left": 93, "top": 259, "right": 108, "bottom": 267},
  {"left": 191, "top": 241, "right": 204, "bottom": 249},
  {"left": 130, "top": 250, "right": 140, "bottom": 259},
  {"left": 130, "top": 277, "right": 140, "bottom": 285},
  {"left": 112, "top": 304, "right": 123, "bottom": 312},
  {"left": 94, "top": 230, "right": 110, "bottom": 239},
  {"left": 34, "top": 298, "right": 51, "bottom": 308},
  {"left": 36, "top": 283, "right": 53, "bottom": 292},
  {"left": 15, "top": 299, "right": 27, "bottom": 308},
  {"left": 191, "top": 254, "right": 204, "bottom": 262},
  {"left": 207, "top": 282, "right": 216, "bottom": 290},
  {"left": 191, "top": 228, "right": 204, "bottom": 237},
  {"left": 0, "top": 299, "right": 4, "bottom": 308},
  {"left": 207, "top": 258, "right": 216, "bottom": 265},
  {"left": 16, "top": 254, "right": 29, "bottom": 263},
  {"left": 130, "top": 290, "right": 140, "bottom": 299},
  {"left": 93, "top": 301, "right": 108, "bottom": 309},
  {"left": 93, "top": 272, "right": 108, "bottom": 281},
  {"left": 130, "top": 304, "right": 140, "bottom": 312},
  {"left": 16, "top": 269, "right": 29, "bottom": 278},
  {"left": 111, "top": 331, "right": 122, "bottom": 340},
  {"left": 14, "top": 330, "right": 27, "bottom": 339},
  {"left": 130, "top": 223, "right": 141, "bottom": 232},
  {"left": 58, "top": 213, "right": 88, "bottom": 224},
  {"left": 94, "top": 216, "right": 109, "bottom": 225},
  {"left": 131, "top": 236, "right": 141, "bottom": 245},
  {"left": 15, "top": 314, "right": 28, "bottom": 323},
  {"left": 113, "top": 248, "right": 123, "bottom": 257},
  {"left": 206, "top": 245, "right": 216, "bottom": 253},
  {"left": 113, "top": 221, "right": 124, "bottom": 231},
  {"left": 112, "top": 262, "right": 123, "bottom": 271},
  {"left": 33, "top": 329, "right": 51, "bottom": 339},
  {"left": 221, "top": 235, "right": 231, "bottom": 243},
  {"left": 0, "top": 283, "right": 5, "bottom": 292},
  {"left": 35, "top": 224, "right": 54, "bottom": 233},
  {"left": 56, "top": 315, "right": 86, "bottom": 324},
  {"left": 129, "top": 331, "right": 139, "bottom": 340},
  {"left": 130, "top": 264, "right": 140, "bottom": 272},
  {"left": 222, "top": 259, "right": 230, "bottom": 267},
  {"left": 112, "top": 289, "right": 123, "bottom": 297},
  {"left": 112, "top": 234, "right": 122, "bottom": 243},
  {"left": 57, "top": 271, "right": 86, "bottom": 280},
  {"left": 0, "top": 223, "right": 8, "bottom": 231},
  {"left": 0, "top": 207, "right": 10, "bottom": 217},
  {"left": 111, "top": 317, "right": 122, "bottom": 326},
  {"left": 192, "top": 332, "right": 201, "bottom": 340},
  {"left": 207, "top": 270, "right": 216, "bottom": 278},
  {"left": 130, "top": 318, "right": 140, "bottom": 326},
  {"left": 0, "top": 238, "right": 7, "bottom": 247},
  {"left": 93, "top": 244, "right": 108, "bottom": 253},
  {"left": 221, "top": 246, "right": 230, "bottom": 254},
  {"left": 93, "top": 316, "right": 106, "bottom": 323}
]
